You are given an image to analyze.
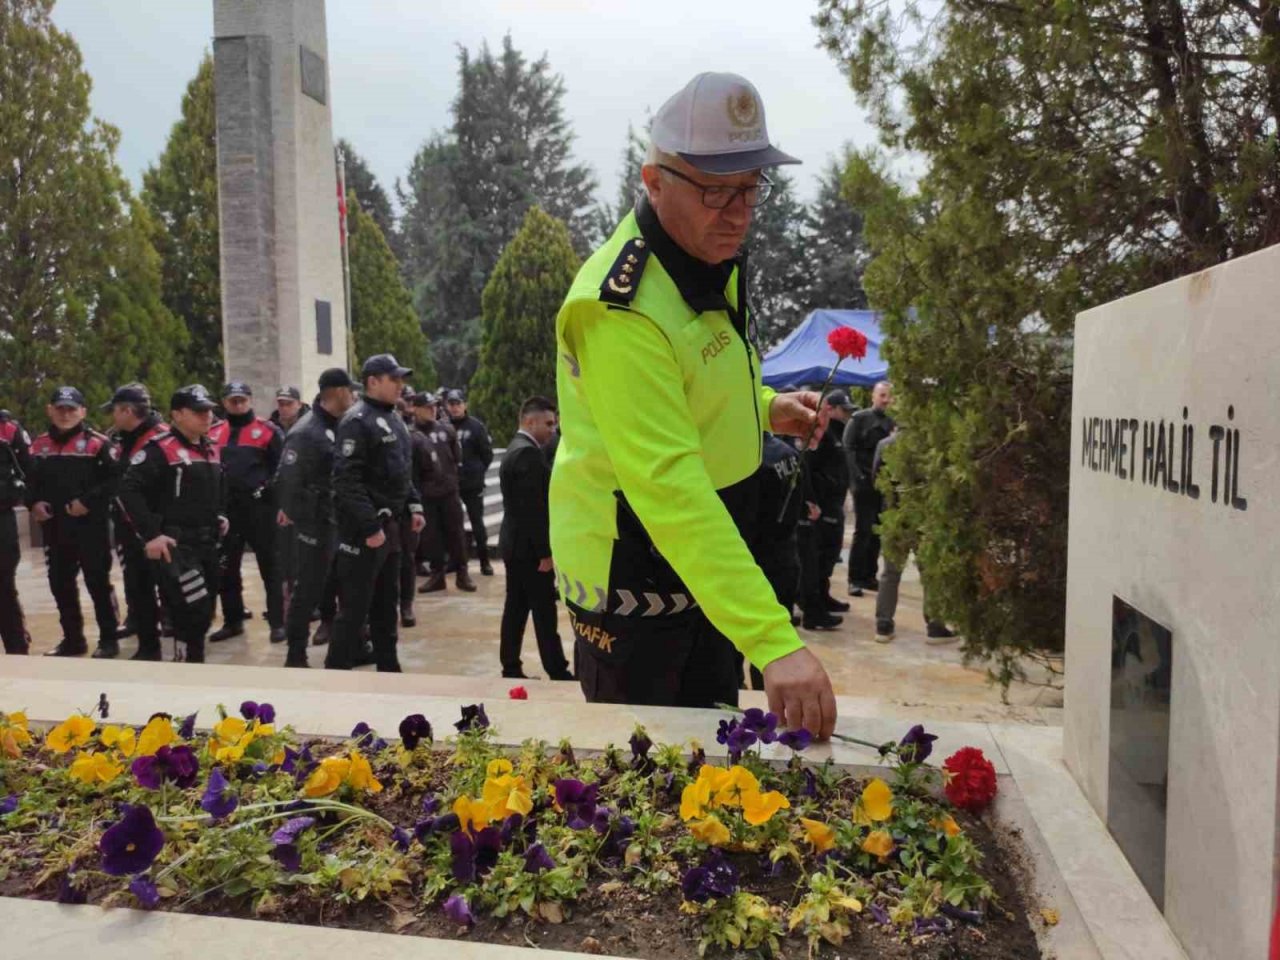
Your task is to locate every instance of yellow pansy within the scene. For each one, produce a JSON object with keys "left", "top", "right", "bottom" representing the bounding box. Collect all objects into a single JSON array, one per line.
[
  {"left": 453, "top": 794, "right": 494, "bottom": 834},
  {"left": 854, "top": 778, "right": 893, "bottom": 825},
  {"left": 689, "top": 815, "right": 731, "bottom": 847},
  {"left": 482, "top": 772, "right": 532, "bottom": 817},
  {"left": 46, "top": 715, "right": 96, "bottom": 754},
  {"left": 740, "top": 788, "right": 790, "bottom": 826},
  {"left": 252, "top": 723, "right": 275, "bottom": 738},
  {"left": 303, "top": 756, "right": 350, "bottom": 797},
  {"left": 932, "top": 814, "right": 962, "bottom": 838},
  {"left": 681, "top": 764, "right": 734, "bottom": 821},
  {"left": 0, "top": 712, "right": 32, "bottom": 759},
  {"left": 799, "top": 817, "right": 837, "bottom": 854},
  {"left": 215, "top": 741, "right": 247, "bottom": 764},
  {"left": 346, "top": 750, "right": 383, "bottom": 794},
  {"left": 212, "top": 716, "right": 247, "bottom": 745},
  {"left": 68, "top": 751, "right": 124, "bottom": 784},
  {"left": 100, "top": 725, "right": 137, "bottom": 757},
  {"left": 486, "top": 758, "right": 514, "bottom": 778},
  {"left": 136, "top": 716, "right": 176, "bottom": 757},
  {"left": 861, "top": 829, "right": 895, "bottom": 860},
  {"left": 714, "top": 765, "right": 761, "bottom": 808}
]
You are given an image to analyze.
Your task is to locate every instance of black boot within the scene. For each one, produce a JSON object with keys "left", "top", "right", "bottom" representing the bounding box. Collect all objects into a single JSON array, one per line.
[
  {"left": 91, "top": 642, "right": 119, "bottom": 659},
  {"left": 824, "top": 594, "right": 850, "bottom": 613},
  {"left": 456, "top": 570, "right": 477, "bottom": 593},
  {"left": 418, "top": 571, "right": 446, "bottom": 593},
  {"left": 45, "top": 637, "right": 88, "bottom": 657},
  {"left": 480, "top": 559, "right": 494, "bottom": 577},
  {"left": 209, "top": 621, "right": 245, "bottom": 643},
  {"left": 268, "top": 627, "right": 287, "bottom": 644},
  {"left": 131, "top": 645, "right": 163, "bottom": 662},
  {"left": 801, "top": 611, "right": 843, "bottom": 631},
  {"left": 400, "top": 607, "right": 416, "bottom": 628},
  {"left": 311, "top": 620, "right": 332, "bottom": 646}
]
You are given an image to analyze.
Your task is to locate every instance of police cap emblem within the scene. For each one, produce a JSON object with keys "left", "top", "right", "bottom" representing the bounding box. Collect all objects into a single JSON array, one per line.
[
  {"left": 341, "top": 438, "right": 356, "bottom": 457},
  {"left": 283, "top": 449, "right": 298, "bottom": 465},
  {"left": 130, "top": 450, "right": 147, "bottom": 465}
]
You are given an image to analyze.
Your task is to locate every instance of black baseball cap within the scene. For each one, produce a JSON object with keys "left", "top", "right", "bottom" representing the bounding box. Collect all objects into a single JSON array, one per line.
[
  {"left": 50, "top": 386, "right": 86, "bottom": 408},
  {"left": 410, "top": 391, "right": 438, "bottom": 407},
  {"left": 445, "top": 389, "right": 465, "bottom": 403},
  {"left": 171, "top": 384, "right": 217, "bottom": 412},
  {"left": 101, "top": 384, "right": 151, "bottom": 411},
  {"left": 361, "top": 354, "right": 412, "bottom": 379},
  {"left": 317, "top": 368, "right": 355, "bottom": 391},
  {"left": 222, "top": 381, "right": 252, "bottom": 398},
  {"left": 826, "top": 390, "right": 855, "bottom": 411},
  {"left": 275, "top": 385, "right": 302, "bottom": 401}
]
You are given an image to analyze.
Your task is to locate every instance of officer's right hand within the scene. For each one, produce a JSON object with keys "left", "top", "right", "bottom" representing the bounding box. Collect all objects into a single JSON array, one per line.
[
  {"left": 144, "top": 534, "right": 177, "bottom": 563},
  {"left": 537, "top": 556, "right": 554, "bottom": 573},
  {"left": 763, "top": 647, "right": 838, "bottom": 741},
  {"left": 806, "top": 501, "right": 821, "bottom": 521},
  {"left": 365, "top": 529, "right": 387, "bottom": 549},
  {"left": 276, "top": 509, "right": 292, "bottom": 527},
  {"left": 32, "top": 501, "right": 52, "bottom": 522}
]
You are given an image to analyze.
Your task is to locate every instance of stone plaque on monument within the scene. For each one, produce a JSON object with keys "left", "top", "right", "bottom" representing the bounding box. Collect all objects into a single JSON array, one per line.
[{"left": 1064, "top": 243, "right": 1280, "bottom": 960}]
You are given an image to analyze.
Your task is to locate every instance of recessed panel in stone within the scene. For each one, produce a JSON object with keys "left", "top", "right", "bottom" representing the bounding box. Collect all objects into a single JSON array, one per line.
[
  {"left": 315, "top": 300, "right": 332, "bottom": 355},
  {"left": 300, "top": 45, "right": 326, "bottom": 105},
  {"left": 1107, "top": 596, "right": 1172, "bottom": 909}
]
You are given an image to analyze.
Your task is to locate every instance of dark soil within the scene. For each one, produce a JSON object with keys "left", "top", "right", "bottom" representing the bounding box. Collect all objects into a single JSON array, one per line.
[{"left": 0, "top": 741, "right": 1045, "bottom": 959}]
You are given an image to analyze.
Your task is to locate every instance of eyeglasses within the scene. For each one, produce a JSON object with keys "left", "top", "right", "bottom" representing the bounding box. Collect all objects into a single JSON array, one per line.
[{"left": 657, "top": 164, "right": 774, "bottom": 209}]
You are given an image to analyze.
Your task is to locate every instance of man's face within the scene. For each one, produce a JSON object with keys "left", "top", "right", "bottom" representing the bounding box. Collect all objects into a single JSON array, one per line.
[
  {"left": 642, "top": 155, "right": 760, "bottom": 265},
  {"left": 446, "top": 398, "right": 466, "bottom": 418},
  {"left": 524, "top": 411, "right": 557, "bottom": 447},
  {"left": 872, "top": 384, "right": 893, "bottom": 411},
  {"left": 48, "top": 404, "right": 84, "bottom": 431},
  {"left": 224, "top": 395, "right": 251, "bottom": 416},
  {"left": 172, "top": 408, "right": 212, "bottom": 437},
  {"left": 413, "top": 404, "right": 437, "bottom": 425},
  {"left": 827, "top": 405, "right": 850, "bottom": 424},
  {"left": 111, "top": 403, "right": 144, "bottom": 432},
  {"left": 365, "top": 374, "right": 403, "bottom": 405},
  {"left": 276, "top": 397, "right": 301, "bottom": 424}
]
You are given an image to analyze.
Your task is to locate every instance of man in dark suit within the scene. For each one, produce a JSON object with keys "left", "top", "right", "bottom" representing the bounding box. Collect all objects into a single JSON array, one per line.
[{"left": 498, "top": 396, "right": 573, "bottom": 681}]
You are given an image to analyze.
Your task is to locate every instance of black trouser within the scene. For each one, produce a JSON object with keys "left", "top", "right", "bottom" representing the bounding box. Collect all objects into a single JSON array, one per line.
[
  {"left": 285, "top": 521, "right": 335, "bottom": 661},
  {"left": 816, "top": 511, "right": 845, "bottom": 584},
  {"left": 419, "top": 494, "right": 469, "bottom": 572},
  {"left": 277, "top": 521, "right": 297, "bottom": 617},
  {"left": 796, "top": 520, "right": 824, "bottom": 617},
  {"left": 326, "top": 519, "right": 401, "bottom": 672},
  {"left": 44, "top": 515, "right": 118, "bottom": 646},
  {"left": 120, "top": 541, "right": 162, "bottom": 656},
  {"left": 500, "top": 555, "right": 569, "bottom": 677},
  {"left": 849, "top": 486, "right": 884, "bottom": 586},
  {"left": 0, "top": 510, "right": 29, "bottom": 654},
  {"left": 151, "top": 532, "right": 219, "bottom": 663},
  {"left": 398, "top": 519, "right": 419, "bottom": 613},
  {"left": 218, "top": 493, "right": 282, "bottom": 628},
  {"left": 460, "top": 489, "right": 489, "bottom": 563},
  {"left": 572, "top": 603, "right": 739, "bottom": 709}
]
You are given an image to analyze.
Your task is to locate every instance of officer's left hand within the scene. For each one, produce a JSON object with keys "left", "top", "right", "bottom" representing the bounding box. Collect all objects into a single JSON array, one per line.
[
  {"left": 410, "top": 512, "right": 426, "bottom": 533},
  {"left": 276, "top": 509, "right": 292, "bottom": 527},
  {"left": 66, "top": 499, "right": 89, "bottom": 517},
  {"left": 218, "top": 515, "right": 230, "bottom": 537},
  {"left": 769, "top": 391, "right": 828, "bottom": 449}
]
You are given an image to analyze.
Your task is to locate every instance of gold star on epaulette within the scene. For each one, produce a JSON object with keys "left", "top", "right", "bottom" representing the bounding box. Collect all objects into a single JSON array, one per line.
[{"left": 599, "top": 237, "right": 650, "bottom": 306}]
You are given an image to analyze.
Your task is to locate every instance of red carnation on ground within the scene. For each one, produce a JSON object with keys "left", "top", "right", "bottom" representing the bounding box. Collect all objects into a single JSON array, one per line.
[
  {"left": 827, "top": 325, "right": 868, "bottom": 360},
  {"left": 943, "top": 747, "right": 998, "bottom": 812},
  {"left": 508, "top": 686, "right": 529, "bottom": 701}
]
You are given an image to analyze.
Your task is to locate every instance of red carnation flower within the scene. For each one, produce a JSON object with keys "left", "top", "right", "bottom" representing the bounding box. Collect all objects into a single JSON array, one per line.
[
  {"left": 508, "top": 686, "right": 529, "bottom": 701},
  {"left": 827, "top": 326, "right": 868, "bottom": 361},
  {"left": 942, "top": 747, "right": 998, "bottom": 812}
]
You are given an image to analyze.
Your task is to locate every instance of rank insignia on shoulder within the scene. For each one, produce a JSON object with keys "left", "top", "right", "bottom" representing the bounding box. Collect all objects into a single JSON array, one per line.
[{"left": 599, "top": 237, "right": 649, "bottom": 306}]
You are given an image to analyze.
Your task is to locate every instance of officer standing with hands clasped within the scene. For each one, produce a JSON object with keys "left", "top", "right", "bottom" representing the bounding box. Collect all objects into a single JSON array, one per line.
[
  {"left": 118, "top": 385, "right": 227, "bottom": 664},
  {"left": 274, "top": 368, "right": 357, "bottom": 668},
  {"left": 326, "top": 354, "right": 425, "bottom": 672},
  {"left": 0, "top": 408, "right": 34, "bottom": 655},
  {"left": 208, "top": 381, "right": 285, "bottom": 643},
  {"left": 106, "top": 383, "right": 170, "bottom": 661},
  {"left": 445, "top": 389, "right": 495, "bottom": 576},
  {"left": 549, "top": 72, "right": 837, "bottom": 738},
  {"left": 27, "top": 386, "right": 121, "bottom": 658}
]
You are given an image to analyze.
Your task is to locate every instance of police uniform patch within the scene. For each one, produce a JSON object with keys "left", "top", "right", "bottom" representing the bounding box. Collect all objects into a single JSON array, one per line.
[
  {"left": 375, "top": 417, "right": 392, "bottom": 434},
  {"left": 341, "top": 439, "right": 356, "bottom": 457},
  {"left": 178, "top": 448, "right": 191, "bottom": 464},
  {"left": 283, "top": 449, "right": 298, "bottom": 465},
  {"left": 325, "top": 429, "right": 335, "bottom": 442},
  {"left": 108, "top": 446, "right": 119, "bottom": 460},
  {"left": 130, "top": 450, "right": 147, "bottom": 465}
]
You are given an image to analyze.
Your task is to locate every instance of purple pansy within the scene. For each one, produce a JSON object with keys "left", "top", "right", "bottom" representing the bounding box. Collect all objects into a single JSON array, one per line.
[
  {"left": 450, "top": 826, "right": 502, "bottom": 882},
  {"left": 898, "top": 724, "right": 938, "bottom": 764},
  {"left": 271, "top": 844, "right": 302, "bottom": 872},
  {"left": 178, "top": 712, "right": 197, "bottom": 739},
  {"left": 869, "top": 902, "right": 891, "bottom": 925},
  {"left": 398, "top": 714, "right": 433, "bottom": 750},
  {"left": 99, "top": 804, "right": 165, "bottom": 876},
  {"left": 239, "top": 701, "right": 259, "bottom": 720},
  {"left": 422, "top": 795, "right": 441, "bottom": 815},
  {"left": 443, "top": 893, "right": 474, "bottom": 926},
  {"left": 524, "top": 842, "right": 555, "bottom": 874},
  {"left": 553, "top": 778, "right": 599, "bottom": 830},
  {"left": 271, "top": 816, "right": 315, "bottom": 845},
  {"left": 740, "top": 708, "right": 779, "bottom": 744},
  {"left": 349, "top": 722, "right": 387, "bottom": 753},
  {"left": 392, "top": 826, "right": 412, "bottom": 852},
  {"left": 199, "top": 767, "right": 238, "bottom": 819},
  {"left": 0, "top": 795, "right": 17, "bottom": 815},
  {"left": 800, "top": 767, "right": 818, "bottom": 799},
  {"left": 778, "top": 727, "right": 812, "bottom": 752},
  {"left": 57, "top": 872, "right": 88, "bottom": 904},
  {"left": 454, "top": 704, "right": 490, "bottom": 733},
  {"left": 132, "top": 744, "right": 200, "bottom": 790},
  {"left": 129, "top": 875, "right": 160, "bottom": 909},
  {"left": 681, "top": 851, "right": 738, "bottom": 903}
]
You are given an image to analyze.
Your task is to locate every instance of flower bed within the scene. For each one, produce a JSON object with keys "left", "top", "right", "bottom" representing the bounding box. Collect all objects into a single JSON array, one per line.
[{"left": 0, "top": 699, "right": 1041, "bottom": 958}]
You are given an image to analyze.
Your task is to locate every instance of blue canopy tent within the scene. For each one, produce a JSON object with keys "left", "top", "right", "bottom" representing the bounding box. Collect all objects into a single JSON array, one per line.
[{"left": 761, "top": 309, "right": 888, "bottom": 388}]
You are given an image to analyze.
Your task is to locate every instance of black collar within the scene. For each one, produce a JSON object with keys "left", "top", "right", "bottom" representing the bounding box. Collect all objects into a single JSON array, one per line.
[{"left": 635, "top": 196, "right": 738, "bottom": 315}]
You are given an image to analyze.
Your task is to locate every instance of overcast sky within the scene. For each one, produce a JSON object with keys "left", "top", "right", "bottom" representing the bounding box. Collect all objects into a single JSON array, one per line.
[{"left": 50, "top": 0, "right": 879, "bottom": 208}]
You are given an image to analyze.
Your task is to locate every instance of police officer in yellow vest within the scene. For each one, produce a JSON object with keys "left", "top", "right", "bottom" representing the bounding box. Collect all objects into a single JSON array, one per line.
[{"left": 550, "top": 72, "right": 837, "bottom": 739}]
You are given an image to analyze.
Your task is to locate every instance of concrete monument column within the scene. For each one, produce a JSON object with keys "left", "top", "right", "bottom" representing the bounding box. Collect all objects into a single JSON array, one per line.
[{"left": 213, "top": 0, "right": 347, "bottom": 394}]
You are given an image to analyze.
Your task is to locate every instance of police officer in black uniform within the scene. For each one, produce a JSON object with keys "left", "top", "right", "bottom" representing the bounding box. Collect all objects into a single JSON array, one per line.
[
  {"left": 445, "top": 389, "right": 495, "bottom": 576},
  {"left": 813, "top": 390, "right": 853, "bottom": 613},
  {"left": 27, "top": 386, "right": 121, "bottom": 657},
  {"left": 208, "top": 381, "right": 285, "bottom": 643},
  {"left": 275, "top": 368, "right": 356, "bottom": 667},
  {"left": 326, "top": 355, "right": 425, "bottom": 672},
  {"left": 118, "top": 385, "right": 227, "bottom": 664},
  {"left": 0, "top": 408, "right": 34, "bottom": 655},
  {"left": 106, "top": 384, "right": 170, "bottom": 660}
]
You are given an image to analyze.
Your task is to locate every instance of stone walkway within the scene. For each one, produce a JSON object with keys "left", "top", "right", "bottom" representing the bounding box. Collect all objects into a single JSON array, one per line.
[{"left": 8, "top": 541, "right": 1062, "bottom": 723}]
